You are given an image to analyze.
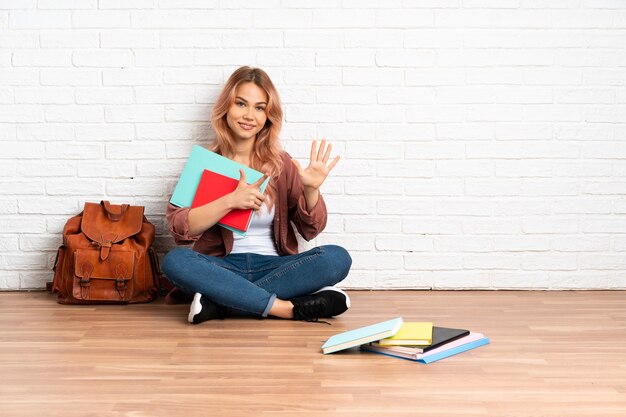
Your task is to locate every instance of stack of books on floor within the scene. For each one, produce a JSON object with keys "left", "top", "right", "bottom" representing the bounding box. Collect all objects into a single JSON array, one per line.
[{"left": 321, "top": 317, "right": 489, "bottom": 364}]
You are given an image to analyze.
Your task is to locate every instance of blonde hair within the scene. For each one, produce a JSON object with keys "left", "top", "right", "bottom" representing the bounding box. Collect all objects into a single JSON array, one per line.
[{"left": 210, "top": 66, "right": 283, "bottom": 207}]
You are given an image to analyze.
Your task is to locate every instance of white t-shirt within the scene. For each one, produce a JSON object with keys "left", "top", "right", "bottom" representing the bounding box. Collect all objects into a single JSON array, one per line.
[{"left": 230, "top": 202, "right": 279, "bottom": 256}]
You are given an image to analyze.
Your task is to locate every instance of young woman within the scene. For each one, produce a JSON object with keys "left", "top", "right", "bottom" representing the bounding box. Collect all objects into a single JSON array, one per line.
[{"left": 161, "top": 66, "right": 352, "bottom": 324}]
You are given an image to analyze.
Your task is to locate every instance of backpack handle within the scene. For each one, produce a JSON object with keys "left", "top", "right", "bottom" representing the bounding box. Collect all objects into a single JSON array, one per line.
[{"left": 101, "top": 200, "right": 129, "bottom": 222}]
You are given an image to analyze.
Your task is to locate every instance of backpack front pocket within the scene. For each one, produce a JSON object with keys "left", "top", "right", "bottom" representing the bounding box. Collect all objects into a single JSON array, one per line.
[{"left": 73, "top": 248, "right": 135, "bottom": 302}]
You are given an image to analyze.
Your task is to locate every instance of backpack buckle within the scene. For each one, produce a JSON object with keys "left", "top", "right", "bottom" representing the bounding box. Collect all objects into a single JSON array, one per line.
[
  {"left": 93, "top": 233, "right": 117, "bottom": 261},
  {"left": 79, "top": 263, "right": 93, "bottom": 287}
]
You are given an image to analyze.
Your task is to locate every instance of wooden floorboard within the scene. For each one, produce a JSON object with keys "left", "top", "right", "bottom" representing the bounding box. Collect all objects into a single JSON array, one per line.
[{"left": 1, "top": 290, "right": 625, "bottom": 417}]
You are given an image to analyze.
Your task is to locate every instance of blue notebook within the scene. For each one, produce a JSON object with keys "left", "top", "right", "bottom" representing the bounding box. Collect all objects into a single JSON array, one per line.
[
  {"left": 169, "top": 145, "right": 270, "bottom": 235},
  {"left": 417, "top": 337, "right": 489, "bottom": 363},
  {"left": 321, "top": 317, "right": 403, "bottom": 354},
  {"left": 361, "top": 333, "right": 490, "bottom": 364}
]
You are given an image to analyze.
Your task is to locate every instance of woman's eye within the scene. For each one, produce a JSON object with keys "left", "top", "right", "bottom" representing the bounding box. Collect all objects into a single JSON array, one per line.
[
  {"left": 256, "top": 106, "right": 265, "bottom": 112},
  {"left": 236, "top": 101, "right": 245, "bottom": 107}
]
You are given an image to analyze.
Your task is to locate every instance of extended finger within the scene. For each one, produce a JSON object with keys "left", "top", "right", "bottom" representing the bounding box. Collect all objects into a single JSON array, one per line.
[
  {"left": 322, "top": 142, "right": 332, "bottom": 164},
  {"left": 327, "top": 155, "right": 340, "bottom": 172},
  {"left": 310, "top": 140, "right": 317, "bottom": 162},
  {"left": 317, "top": 139, "right": 326, "bottom": 161},
  {"left": 252, "top": 173, "right": 269, "bottom": 188},
  {"left": 238, "top": 169, "right": 246, "bottom": 185}
]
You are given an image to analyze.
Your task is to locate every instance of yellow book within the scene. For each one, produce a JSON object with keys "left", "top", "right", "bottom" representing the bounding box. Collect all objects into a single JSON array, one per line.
[{"left": 377, "top": 322, "right": 433, "bottom": 346}]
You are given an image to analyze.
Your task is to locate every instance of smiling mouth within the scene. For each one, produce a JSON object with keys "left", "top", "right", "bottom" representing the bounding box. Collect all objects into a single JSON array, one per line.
[{"left": 238, "top": 122, "right": 256, "bottom": 131}]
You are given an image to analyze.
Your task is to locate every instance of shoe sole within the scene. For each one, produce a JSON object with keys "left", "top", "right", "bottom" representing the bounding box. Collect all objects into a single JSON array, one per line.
[
  {"left": 188, "top": 292, "right": 202, "bottom": 323},
  {"left": 311, "top": 286, "right": 351, "bottom": 309}
]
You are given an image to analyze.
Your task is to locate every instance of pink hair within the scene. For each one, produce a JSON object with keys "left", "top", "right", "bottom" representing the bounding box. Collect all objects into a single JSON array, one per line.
[{"left": 210, "top": 66, "right": 283, "bottom": 207}]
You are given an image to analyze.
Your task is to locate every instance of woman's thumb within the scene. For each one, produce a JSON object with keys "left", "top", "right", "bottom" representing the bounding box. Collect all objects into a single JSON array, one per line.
[{"left": 291, "top": 158, "right": 303, "bottom": 173}]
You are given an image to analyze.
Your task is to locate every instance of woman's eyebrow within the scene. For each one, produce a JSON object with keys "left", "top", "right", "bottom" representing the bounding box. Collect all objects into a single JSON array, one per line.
[{"left": 236, "top": 96, "right": 267, "bottom": 105}]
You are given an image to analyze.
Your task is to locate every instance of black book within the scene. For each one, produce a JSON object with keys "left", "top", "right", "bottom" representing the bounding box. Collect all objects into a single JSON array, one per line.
[{"left": 371, "top": 326, "right": 470, "bottom": 354}]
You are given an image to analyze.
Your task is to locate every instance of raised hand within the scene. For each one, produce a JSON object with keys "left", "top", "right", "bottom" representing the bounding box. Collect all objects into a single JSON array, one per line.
[
  {"left": 291, "top": 139, "right": 340, "bottom": 191},
  {"left": 228, "top": 169, "right": 268, "bottom": 211}
]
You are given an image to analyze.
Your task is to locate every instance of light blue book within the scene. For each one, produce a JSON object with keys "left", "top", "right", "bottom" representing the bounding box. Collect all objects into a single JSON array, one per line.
[
  {"left": 361, "top": 333, "right": 490, "bottom": 364},
  {"left": 418, "top": 337, "right": 489, "bottom": 363},
  {"left": 321, "top": 317, "right": 403, "bottom": 354},
  {"left": 169, "top": 145, "right": 270, "bottom": 235}
]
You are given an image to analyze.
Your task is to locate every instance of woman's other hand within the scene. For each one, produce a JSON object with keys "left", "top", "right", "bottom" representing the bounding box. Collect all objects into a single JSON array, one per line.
[{"left": 291, "top": 139, "right": 340, "bottom": 191}]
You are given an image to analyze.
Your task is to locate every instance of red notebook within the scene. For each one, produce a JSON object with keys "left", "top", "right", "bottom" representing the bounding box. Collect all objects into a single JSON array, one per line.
[{"left": 191, "top": 169, "right": 253, "bottom": 235}]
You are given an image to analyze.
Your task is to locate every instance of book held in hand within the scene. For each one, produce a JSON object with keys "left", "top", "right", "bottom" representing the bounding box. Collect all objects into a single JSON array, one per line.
[
  {"left": 321, "top": 317, "right": 403, "bottom": 354},
  {"left": 170, "top": 145, "right": 270, "bottom": 235},
  {"left": 191, "top": 169, "right": 256, "bottom": 235},
  {"left": 170, "top": 145, "right": 269, "bottom": 208},
  {"left": 377, "top": 322, "right": 433, "bottom": 346}
]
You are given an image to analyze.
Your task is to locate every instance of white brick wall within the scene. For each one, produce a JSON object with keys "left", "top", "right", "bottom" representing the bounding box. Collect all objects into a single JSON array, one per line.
[{"left": 1, "top": 1, "right": 625, "bottom": 290}]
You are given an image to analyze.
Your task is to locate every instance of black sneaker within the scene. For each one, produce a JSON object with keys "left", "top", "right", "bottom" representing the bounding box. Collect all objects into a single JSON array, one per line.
[
  {"left": 291, "top": 286, "right": 351, "bottom": 323},
  {"left": 188, "top": 292, "right": 227, "bottom": 324}
]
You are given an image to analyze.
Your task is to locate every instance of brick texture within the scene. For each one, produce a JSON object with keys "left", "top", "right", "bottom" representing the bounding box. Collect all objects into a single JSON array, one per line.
[{"left": 1, "top": 2, "right": 625, "bottom": 290}]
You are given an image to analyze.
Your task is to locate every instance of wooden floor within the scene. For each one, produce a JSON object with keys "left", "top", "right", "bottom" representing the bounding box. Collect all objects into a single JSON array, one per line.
[{"left": 1, "top": 290, "right": 625, "bottom": 417}]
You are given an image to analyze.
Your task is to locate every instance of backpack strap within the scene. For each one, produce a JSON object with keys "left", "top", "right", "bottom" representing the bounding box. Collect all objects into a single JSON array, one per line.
[
  {"left": 81, "top": 203, "right": 143, "bottom": 248},
  {"left": 115, "top": 263, "right": 129, "bottom": 299},
  {"left": 101, "top": 200, "right": 129, "bottom": 222},
  {"left": 47, "top": 245, "right": 66, "bottom": 293},
  {"left": 79, "top": 262, "right": 93, "bottom": 300},
  {"left": 93, "top": 232, "right": 118, "bottom": 261}
]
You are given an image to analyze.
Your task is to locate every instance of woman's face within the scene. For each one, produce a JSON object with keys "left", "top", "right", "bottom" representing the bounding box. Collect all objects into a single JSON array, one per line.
[{"left": 226, "top": 81, "right": 268, "bottom": 143}]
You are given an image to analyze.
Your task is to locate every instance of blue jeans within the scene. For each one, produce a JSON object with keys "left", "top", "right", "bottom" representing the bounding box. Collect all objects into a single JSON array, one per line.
[{"left": 161, "top": 245, "right": 352, "bottom": 317}]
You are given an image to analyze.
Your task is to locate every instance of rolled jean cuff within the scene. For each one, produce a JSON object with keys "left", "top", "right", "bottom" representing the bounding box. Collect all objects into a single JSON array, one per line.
[{"left": 261, "top": 293, "right": 277, "bottom": 318}]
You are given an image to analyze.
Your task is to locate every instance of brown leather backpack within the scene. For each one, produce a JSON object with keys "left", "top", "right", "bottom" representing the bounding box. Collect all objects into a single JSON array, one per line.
[{"left": 49, "top": 201, "right": 160, "bottom": 304}]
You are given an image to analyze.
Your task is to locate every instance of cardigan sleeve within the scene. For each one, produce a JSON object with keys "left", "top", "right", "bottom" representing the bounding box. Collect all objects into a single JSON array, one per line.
[
  {"left": 165, "top": 203, "right": 202, "bottom": 245},
  {"left": 283, "top": 152, "right": 328, "bottom": 241}
]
